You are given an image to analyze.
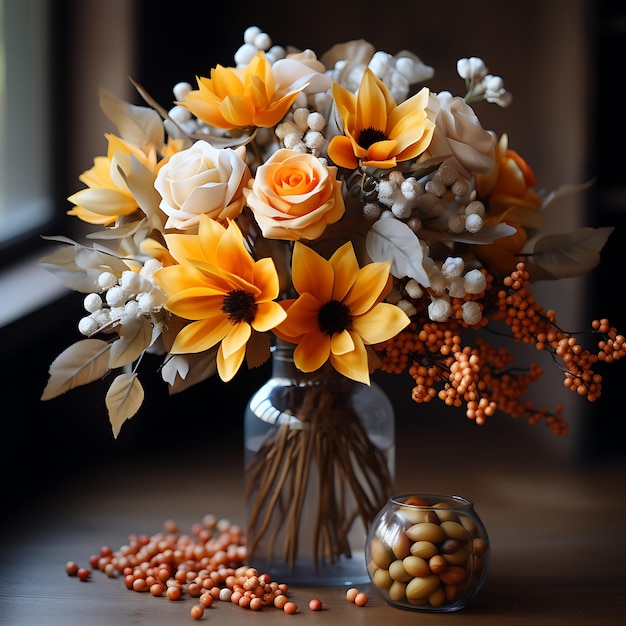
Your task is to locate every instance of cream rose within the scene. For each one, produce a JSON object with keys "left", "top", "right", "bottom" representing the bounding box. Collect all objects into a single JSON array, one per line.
[
  {"left": 424, "top": 91, "right": 495, "bottom": 176},
  {"left": 243, "top": 148, "right": 345, "bottom": 241},
  {"left": 155, "top": 140, "right": 251, "bottom": 230}
]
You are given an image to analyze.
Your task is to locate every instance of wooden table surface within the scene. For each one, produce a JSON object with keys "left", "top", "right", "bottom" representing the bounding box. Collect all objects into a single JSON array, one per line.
[{"left": 1, "top": 413, "right": 625, "bottom": 626}]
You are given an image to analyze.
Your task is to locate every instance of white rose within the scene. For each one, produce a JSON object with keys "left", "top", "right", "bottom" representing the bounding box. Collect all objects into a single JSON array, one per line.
[
  {"left": 424, "top": 91, "right": 495, "bottom": 176},
  {"left": 155, "top": 140, "right": 251, "bottom": 230}
]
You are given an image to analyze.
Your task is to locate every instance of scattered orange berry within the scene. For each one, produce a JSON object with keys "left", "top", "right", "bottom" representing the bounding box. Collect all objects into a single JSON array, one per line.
[
  {"left": 309, "top": 598, "right": 322, "bottom": 611},
  {"left": 283, "top": 601, "right": 298, "bottom": 614},
  {"left": 346, "top": 587, "right": 359, "bottom": 602},
  {"left": 355, "top": 592, "right": 369, "bottom": 606}
]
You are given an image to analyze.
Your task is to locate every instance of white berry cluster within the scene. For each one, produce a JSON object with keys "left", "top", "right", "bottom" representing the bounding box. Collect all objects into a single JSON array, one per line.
[
  {"left": 372, "top": 158, "right": 485, "bottom": 238},
  {"left": 394, "top": 255, "right": 487, "bottom": 325},
  {"left": 78, "top": 259, "right": 167, "bottom": 337}
]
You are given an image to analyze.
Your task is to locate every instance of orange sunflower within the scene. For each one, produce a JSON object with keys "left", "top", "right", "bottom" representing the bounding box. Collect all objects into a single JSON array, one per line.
[
  {"left": 153, "top": 216, "right": 286, "bottom": 381},
  {"left": 181, "top": 51, "right": 305, "bottom": 132},
  {"left": 328, "top": 68, "right": 435, "bottom": 170},
  {"left": 275, "top": 241, "right": 410, "bottom": 384}
]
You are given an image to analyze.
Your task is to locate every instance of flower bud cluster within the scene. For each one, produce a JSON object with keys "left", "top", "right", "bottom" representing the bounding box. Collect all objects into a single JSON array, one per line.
[
  {"left": 398, "top": 254, "right": 487, "bottom": 325},
  {"left": 457, "top": 57, "right": 512, "bottom": 108},
  {"left": 275, "top": 107, "right": 328, "bottom": 157},
  {"left": 373, "top": 158, "right": 483, "bottom": 237},
  {"left": 77, "top": 259, "right": 167, "bottom": 337},
  {"left": 326, "top": 50, "right": 434, "bottom": 104}
]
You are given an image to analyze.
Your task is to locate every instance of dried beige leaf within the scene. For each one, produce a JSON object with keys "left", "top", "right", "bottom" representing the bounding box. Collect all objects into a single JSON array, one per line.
[
  {"left": 106, "top": 373, "right": 144, "bottom": 438},
  {"left": 41, "top": 339, "right": 111, "bottom": 400}
]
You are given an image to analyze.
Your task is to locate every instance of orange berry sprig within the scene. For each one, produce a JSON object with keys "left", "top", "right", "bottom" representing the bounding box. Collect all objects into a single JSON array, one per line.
[
  {"left": 376, "top": 319, "right": 568, "bottom": 433},
  {"left": 493, "top": 262, "right": 625, "bottom": 403}
]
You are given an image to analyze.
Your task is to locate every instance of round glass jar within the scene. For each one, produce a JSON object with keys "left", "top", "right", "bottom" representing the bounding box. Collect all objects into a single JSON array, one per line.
[{"left": 365, "top": 493, "right": 490, "bottom": 611}]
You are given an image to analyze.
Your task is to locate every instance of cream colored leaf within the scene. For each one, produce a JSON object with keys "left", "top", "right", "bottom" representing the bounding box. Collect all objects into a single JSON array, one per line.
[
  {"left": 366, "top": 219, "right": 431, "bottom": 286},
  {"left": 531, "top": 227, "right": 614, "bottom": 279},
  {"left": 108, "top": 318, "right": 152, "bottom": 369},
  {"left": 40, "top": 236, "right": 130, "bottom": 292},
  {"left": 41, "top": 339, "right": 111, "bottom": 400},
  {"left": 121, "top": 157, "right": 166, "bottom": 232},
  {"left": 99, "top": 87, "right": 164, "bottom": 149},
  {"left": 165, "top": 348, "right": 218, "bottom": 394},
  {"left": 105, "top": 373, "right": 144, "bottom": 438}
]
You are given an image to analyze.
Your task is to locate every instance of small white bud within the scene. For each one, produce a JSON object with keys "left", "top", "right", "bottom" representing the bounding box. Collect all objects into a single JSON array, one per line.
[
  {"left": 362, "top": 203, "right": 382, "bottom": 219},
  {"left": 404, "top": 278, "right": 423, "bottom": 299},
  {"left": 253, "top": 32, "right": 272, "bottom": 51},
  {"left": 448, "top": 277, "right": 466, "bottom": 298},
  {"left": 462, "top": 301, "right": 483, "bottom": 325},
  {"left": 172, "top": 82, "right": 192, "bottom": 102},
  {"left": 464, "top": 269, "right": 487, "bottom": 294},
  {"left": 448, "top": 215, "right": 466, "bottom": 233},
  {"left": 441, "top": 257, "right": 464, "bottom": 279},
  {"left": 243, "top": 26, "right": 262, "bottom": 44},
  {"left": 98, "top": 271, "right": 118, "bottom": 291},
  {"left": 465, "top": 213, "right": 484, "bottom": 233},
  {"left": 307, "top": 111, "right": 326, "bottom": 132},
  {"left": 78, "top": 315, "right": 100, "bottom": 336},
  {"left": 465, "top": 200, "right": 485, "bottom": 216},
  {"left": 293, "top": 108, "right": 310, "bottom": 131},
  {"left": 120, "top": 270, "right": 142, "bottom": 295},
  {"left": 283, "top": 132, "right": 303, "bottom": 149},
  {"left": 234, "top": 43, "right": 258, "bottom": 66},
  {"left": 106, "top": 285, "right": 126, "bottom": 307},
  {"left": 168, "top": 105, "right": 191, "bottom": 124},
  {"left": 83, "top": 293, "right": 103, "bottom": 313},
  {"left": 428, "top": 297, "right": 452, "bottom": 322}
]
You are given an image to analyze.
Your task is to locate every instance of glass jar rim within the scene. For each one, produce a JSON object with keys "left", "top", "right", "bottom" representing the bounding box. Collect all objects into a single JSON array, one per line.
[{"left": 388, "top": 493, "right": 474, "bottom": 509}]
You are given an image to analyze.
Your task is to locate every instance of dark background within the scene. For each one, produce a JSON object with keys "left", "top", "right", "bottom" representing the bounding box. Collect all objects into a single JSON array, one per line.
[{"left": 2, "top": 0, "right": 624, "bottom": 516}]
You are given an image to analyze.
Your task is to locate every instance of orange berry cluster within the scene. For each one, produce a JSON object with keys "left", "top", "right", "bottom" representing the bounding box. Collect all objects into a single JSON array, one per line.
[
  {"left": 493, "top": 263, "right": 625, "bottom": 403},
  {"left": 376, "top": 262, "right": 624, "bottom": 435}
]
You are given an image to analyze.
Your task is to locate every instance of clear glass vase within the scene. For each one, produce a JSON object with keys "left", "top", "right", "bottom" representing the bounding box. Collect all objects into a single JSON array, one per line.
[{"left": 243, "top": 341, "right": 395, "bottom": 586}]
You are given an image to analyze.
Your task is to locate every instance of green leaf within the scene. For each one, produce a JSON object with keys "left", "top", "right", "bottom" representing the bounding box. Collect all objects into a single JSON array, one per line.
[
  {"left": 41, "top": 339, "right": 111, "bottom": 400},
  {"left": 106, "top": 373, "right": 144, "bottom": 438},
  {"left": 531, "top": 226, "right": 614, "bottom": 279},
  {"left": 366, "top": 219, "right": 430, "bottom": 286},
  {"left": 108, "top": 318, "right": 152, "bottom": 369}
]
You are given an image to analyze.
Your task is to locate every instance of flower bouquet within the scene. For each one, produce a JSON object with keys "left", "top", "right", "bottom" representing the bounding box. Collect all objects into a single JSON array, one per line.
[{"left": 41, "top": 26, "right": 623, "bottom": 576}]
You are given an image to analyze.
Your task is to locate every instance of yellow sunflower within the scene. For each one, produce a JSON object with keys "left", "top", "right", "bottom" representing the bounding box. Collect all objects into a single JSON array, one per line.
[
  {"left": 275, "top": 241, "right": 410, "bottom": 384},
  {"left": 328, "top": 68, "right": 435, "bottom": 170},
  {"left": 153, "top": 216, "right": 287, "bottom": 381},
  {"left": 181, "top": 51, "right": 304, "bottom": 132}
]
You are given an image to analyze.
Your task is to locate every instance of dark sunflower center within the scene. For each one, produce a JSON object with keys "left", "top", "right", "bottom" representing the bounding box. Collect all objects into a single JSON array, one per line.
[
  {"left": 222, "top": 290, "right": 257, "bottom": 325},
  {"left": 358, "top": 126, "right": 388, "bottom": 150},
  {"left": 318, "top": 300, "right": 353, "bottom": 336}
]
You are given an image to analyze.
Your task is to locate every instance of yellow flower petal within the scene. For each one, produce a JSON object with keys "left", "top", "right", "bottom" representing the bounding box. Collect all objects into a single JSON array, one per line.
[
  {"left": 171, "top": 317, "right": 231, "bottom": 354},
  {"left": 352, "top": 303, "right": 411, "bottom": 345},
  {"left": 330, "top": 334, "right": 370, "bottom": 384},
  {"left": 217, "top": 341, "right": 246, "bottom": 382},
  {"left": 221, "top": 322, "right": 252, "bottom": 360},
  {"left": 344, "top": 261, "right": 391, "bottom": 315},
  {"left": 294, "top": 330, "right": 331, "bottom": 372},
  {"left": 330, "top": 329, "right": 355, "bottom": 356},
  {"left": 292, "top": 242, "right": 333, "bottom": 303}
]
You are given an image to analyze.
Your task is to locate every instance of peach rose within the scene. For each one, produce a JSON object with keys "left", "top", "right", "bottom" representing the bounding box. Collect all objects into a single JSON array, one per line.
[
  {"left": 154, "top": 140, "right": 251, "bottom": 230},
  {"left": 243, "top": 149, "right": 345, "bottom": 241}
]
